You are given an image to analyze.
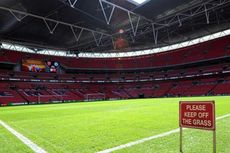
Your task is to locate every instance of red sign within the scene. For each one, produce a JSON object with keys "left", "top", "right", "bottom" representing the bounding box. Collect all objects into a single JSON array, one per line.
[{"left": 179, "top": 101, "right": 215, "bottom": 130}]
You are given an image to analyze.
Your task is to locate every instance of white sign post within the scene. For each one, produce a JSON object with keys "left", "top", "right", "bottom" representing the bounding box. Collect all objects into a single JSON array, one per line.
[{"left": 179, "top": 101, "right": 216, "bottom": 153}]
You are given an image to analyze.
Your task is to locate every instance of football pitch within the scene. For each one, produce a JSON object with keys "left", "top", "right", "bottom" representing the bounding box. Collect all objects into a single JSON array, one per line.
[{"left": 0, "top": 96, "right": 230, "bottom": 153}]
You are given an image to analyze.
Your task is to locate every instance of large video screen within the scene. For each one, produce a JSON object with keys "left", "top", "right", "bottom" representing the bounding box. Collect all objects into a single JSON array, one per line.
[
  {"left": 22, "top": 59, "right": 46, "bottom": 72},
  {"left": 45, "top": 61, "right": 60, "bottom": 73}
]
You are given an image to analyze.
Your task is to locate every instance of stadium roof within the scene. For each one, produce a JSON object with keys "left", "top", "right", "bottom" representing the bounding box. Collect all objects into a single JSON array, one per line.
[
  {"left": 0, "top": 0, "right": 230, "bottom": 55},
  {"left": 127, "top": 0, "right": 150, "bottom": 5},
  {"left": 1, "top": 28, "right": 230, "bottom": 58}
]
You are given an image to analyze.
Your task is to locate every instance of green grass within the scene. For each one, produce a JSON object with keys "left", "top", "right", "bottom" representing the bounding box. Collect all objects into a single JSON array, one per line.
[
  {"left": 0, "top": 125, "right": 33, "bottom": 153},
  {"left": 0, "top": 96, "right": 229, "bottom": 153}
]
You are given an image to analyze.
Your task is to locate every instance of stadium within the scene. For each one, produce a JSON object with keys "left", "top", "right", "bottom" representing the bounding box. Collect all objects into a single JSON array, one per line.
[{"left": 0, "top": 0, "right": 230, "bottom": 152}]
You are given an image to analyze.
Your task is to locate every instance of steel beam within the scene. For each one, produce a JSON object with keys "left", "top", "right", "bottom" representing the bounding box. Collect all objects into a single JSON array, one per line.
[
  {"left": 58, "top": 0, "right": 106, "bottom": 25},
  {"left": 9, "top": 10, "right": 28, "bottom": 21},
  {"left": 99, "top": 0, "right": 115, "bottom": 24},
  {"left": 121, "top": 0, "right": 230, "bottom": 40},
  {"left": 0, "top": 6, "right": 111, "bottom": 37},
  {"left": 204, "top": 5, "right": 210, "bottom": 24},
  {"left": 152, "top": 24, "right": 158, "bottom": 45},
  {"left": 100, "top": 0, "right": 153, "bottom": 23},
  {"left": 71, "top": 26, "right": 84, "bottom": 42},
  {"left": 128, "top": 12, "right": 141, "bottom": 37},
  {"left": 68, "top": 0, "right": 78, "bottom": 8},
  {"left": 43, "top": 19, "right": 59, "bottom": 34},
  {"left": 92, "top": 32, "right": 103, "bottom": 46}
]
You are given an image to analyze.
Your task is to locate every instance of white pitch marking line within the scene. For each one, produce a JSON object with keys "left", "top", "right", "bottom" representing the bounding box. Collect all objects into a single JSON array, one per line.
[
  {"left": 97, "top": 113, "right": 230, "bottom": 153},
  {"left": 0, "top": 120, "right": 47, "bottom": 153}
]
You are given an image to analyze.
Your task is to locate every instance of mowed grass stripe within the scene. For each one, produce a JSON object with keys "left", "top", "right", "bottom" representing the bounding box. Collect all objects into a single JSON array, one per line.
[
  {"left": 0, "top": 124, "right": 33, "bottom": 153},
  {"left": 97, "top": 114, "right": 230, "bottom": 153},
  {"left": 0, "top": 96, "right": 229, "bottom": 153},
  {"left": 0, "top": 120, "right": 47, "bottom": 153},
  {"left": 114, "top": 116, "right": 230, "bottom": 153}
]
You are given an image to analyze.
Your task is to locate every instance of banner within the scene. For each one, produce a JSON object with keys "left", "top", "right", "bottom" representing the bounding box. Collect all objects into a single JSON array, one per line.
[
  {"left": 22, "top": 59, "right": 46, "bottom": 72},
  {"left": 45, "top": 61, "right": 59, "bottom": 73}
]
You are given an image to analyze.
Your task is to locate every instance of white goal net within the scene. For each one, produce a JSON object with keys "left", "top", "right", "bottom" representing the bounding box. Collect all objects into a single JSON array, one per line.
[
  {"left": 84, "top": 93, "right": 106, "bottom": 101},
  {"left": 37, "top": 95, "right": 63, "bottom": 103}
]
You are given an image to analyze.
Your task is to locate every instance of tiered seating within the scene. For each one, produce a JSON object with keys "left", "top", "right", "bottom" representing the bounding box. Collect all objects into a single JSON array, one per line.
[
  {"left": 1, "top": 36, "right": 230, "bottom": 105},
  {"left": 168, "top": 81, "right": 192, "bottom": 96},
  {"left": 152, "top": 82, "right": 172, "bottom": 97},
  {"left": 184, "top": 84, "right": 215, "bottom": 96},
  {"left": 212, "top": 82, "right": 230, "bottom": 95},
  {"left": 0, "top": 90, "right": 26, "bottom": 105},
  {"left": 0, "top": 74, "right": 229, "bottom": 105},
  {"left": 1, "top": 36, "right": 230, "bottom": 70}
]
